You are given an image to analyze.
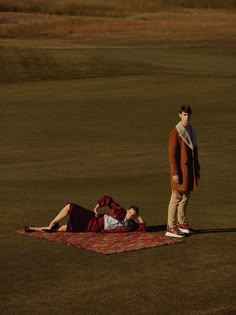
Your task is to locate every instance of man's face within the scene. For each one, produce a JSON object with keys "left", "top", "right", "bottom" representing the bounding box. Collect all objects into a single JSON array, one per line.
[
  {"left": 126, "top": 208, "right": 137, "bottom": 221},
  {"left": 179, "top": 111, "right": 191, "bottom": 127}
]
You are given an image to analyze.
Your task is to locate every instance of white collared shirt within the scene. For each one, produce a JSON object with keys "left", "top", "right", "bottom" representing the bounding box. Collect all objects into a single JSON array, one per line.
[{"left": 104, "top": 214, "right": 128, "bottom": 230}]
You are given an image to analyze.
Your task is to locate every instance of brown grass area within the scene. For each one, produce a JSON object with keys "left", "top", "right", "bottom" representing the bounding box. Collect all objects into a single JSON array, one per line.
[
  {"left": 0, "top": 10, "right": 236, "bottom": 46},
  {"left": 0, "top": 0, "right": 236, "bottom": 16}
]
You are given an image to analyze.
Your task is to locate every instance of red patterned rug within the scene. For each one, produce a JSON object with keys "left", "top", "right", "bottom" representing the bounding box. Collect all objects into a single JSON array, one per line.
[{"left": 16, "top": 230, "right": 183, "bottom": 255}]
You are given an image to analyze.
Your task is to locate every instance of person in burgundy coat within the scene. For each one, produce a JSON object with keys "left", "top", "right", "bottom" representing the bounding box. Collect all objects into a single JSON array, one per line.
[
  {"left": 25, "top": 196, "right": 146, "bottom": 233},
  {"left": 165, "top": 105, "right": 200, "bottom": 238}
]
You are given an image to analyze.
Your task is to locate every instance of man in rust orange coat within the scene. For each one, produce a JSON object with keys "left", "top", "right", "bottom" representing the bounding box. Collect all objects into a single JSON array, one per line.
[{"left": 165, "top": 105, "right": 200, "bottom": 238}]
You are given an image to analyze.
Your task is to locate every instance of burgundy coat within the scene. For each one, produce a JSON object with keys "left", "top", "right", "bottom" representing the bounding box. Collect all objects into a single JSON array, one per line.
[
  {"left": 97, "top": 196, "right": 146, "bottom": 233},
  {"left": 169, "top": 124, "right": 200, "bottom": 192},
  {"left": 67, "top": 196, "right": 146, "bottom": 233}
]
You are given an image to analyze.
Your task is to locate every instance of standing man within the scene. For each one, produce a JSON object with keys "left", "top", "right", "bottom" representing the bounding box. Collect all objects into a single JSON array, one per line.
[{"left": 165, "top": 105, "right": 200, "bottom": 238}]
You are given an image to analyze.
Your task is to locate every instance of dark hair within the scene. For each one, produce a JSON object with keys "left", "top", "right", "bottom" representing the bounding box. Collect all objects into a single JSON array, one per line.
[
  {"left": 179, "top": 105, "right": 192, "bottom": 115},
  {"left": 128, "top": 205, "right": 139, "bottom": 215}
]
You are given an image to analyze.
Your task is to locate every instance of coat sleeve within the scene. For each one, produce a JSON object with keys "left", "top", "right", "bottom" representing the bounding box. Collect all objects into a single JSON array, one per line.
[
  {"left": 169, "top": 129, "right": 181, "bottom": 177},
  {"left": 97, "top": 196, "right": 124, "bottom": 214},
  {"left": 97, "top": 196, "right": 114, "bottom": 208},
  {"left": 105, "top": 207, "right": 126, "bottom": 221},
  {"left": 194, "top": 146, "right": 201, "bottom": 179}
]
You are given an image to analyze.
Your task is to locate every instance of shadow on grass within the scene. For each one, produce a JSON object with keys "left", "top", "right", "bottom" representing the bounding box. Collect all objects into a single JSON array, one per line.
[
  {"left": 194, "top": 228, "right": 236, "bottom": 234},
  {"left": 147, "top": 225, "right": 236, "bottom": 234},
  {"left": 147, "top": 225, "right": 166, "bottom": 232}
]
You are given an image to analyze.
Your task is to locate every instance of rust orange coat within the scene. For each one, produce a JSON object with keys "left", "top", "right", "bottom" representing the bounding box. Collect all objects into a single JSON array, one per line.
[{"left": 169, "top": 124, "right": 200, "bottom": 192}]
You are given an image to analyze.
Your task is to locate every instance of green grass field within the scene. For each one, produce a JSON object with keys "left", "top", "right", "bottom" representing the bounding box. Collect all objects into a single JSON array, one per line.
[{"left": 1, "top": 5, "right": 236, "bottom": 315}]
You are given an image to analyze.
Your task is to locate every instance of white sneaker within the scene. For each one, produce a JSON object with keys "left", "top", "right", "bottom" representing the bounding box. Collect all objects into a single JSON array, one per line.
[
  {"left": 165, "top": 227, "right": 185, "bottom": 238},
  {"left": 178, "top": 224, "right": 195, "bottom": 234}
]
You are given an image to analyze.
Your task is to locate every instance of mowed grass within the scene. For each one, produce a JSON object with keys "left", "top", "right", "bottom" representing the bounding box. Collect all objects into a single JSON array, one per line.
[
  {"left": 1, "top": 7, "right": 236, "bottom": 315},
  {"left": 1, "top": 45, "right": 236, "bottom": 314}
]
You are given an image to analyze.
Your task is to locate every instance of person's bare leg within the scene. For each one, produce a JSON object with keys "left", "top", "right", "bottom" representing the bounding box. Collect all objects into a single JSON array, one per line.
[
  {"left": 27, "top": 204, "right": 70, "bottom": 231},
  {"left": 27, "top": 224, "right": 67, "bottom": 232},
  {"left": 58, "top": 225, "right": 67, "bottom": 232},
  {"left": 48, "top": 204, "right": 70, "bottom": 228}
]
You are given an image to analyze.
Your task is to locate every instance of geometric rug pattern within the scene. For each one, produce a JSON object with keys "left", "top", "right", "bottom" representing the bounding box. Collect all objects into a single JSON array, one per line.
[{"left": 17, "top": 230, "right": 183, "bottom": 255}]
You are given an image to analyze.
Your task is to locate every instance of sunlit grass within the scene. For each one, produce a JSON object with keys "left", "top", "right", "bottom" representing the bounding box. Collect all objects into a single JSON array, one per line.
[
  {"left": 0, "top": 2, "right": 235, "bottom": 314},
  {"left": 0, "top": 0, "right": 236, "bottom": 16},
  {"left": 1, "top": 60, "right": 236, "bottom": 313},
  {"left": 0, "top": 10, "right": 236, "bottom": 48}
]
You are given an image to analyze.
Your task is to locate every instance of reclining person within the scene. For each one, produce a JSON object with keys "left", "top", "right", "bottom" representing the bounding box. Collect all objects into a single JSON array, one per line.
[{"left": 25, "top": 195, "right": 146, "bottom": 233}]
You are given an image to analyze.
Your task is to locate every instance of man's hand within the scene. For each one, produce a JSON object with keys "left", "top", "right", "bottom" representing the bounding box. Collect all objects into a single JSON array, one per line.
[
  {"left": 137, "top": 215, "right": 144, "bottom": 224},
  {"left": 93, "top": 203, "right": 100, "bottom": 217},
  {"left": 172, "top": 175, "right": 179, "bottom": 184}
]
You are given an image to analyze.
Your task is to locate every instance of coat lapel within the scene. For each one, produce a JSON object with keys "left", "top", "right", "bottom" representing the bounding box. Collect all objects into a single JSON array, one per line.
[{"left": 176, "top": 121, "right": 196, "bottom": 150}]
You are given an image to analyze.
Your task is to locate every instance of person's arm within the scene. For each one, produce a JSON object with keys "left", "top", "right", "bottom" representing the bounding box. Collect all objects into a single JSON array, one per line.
[
  {"left": 137, "top": 215, "right": 144, "bottom": 224},
  {"left": 97, "top": 196, "right": 114, "bottom": 207},
  {"left": 192, "top": 127, "right": 200, "bottom": 181},
  {"left": 169, "top": 130, "right": 181, "bottom": 184},
  {"left": 95, "top": 196, "right": 124, "bottom": 216},
  {"left": 94, "top": 196, "right": 118, "bottom": 217},
  {"left": 93, "top": 203, "right": 100, "bottom": 217},
  {"left": 137, "top": 223, "right": 147, "bottom": 232},
  {"left": 194, "top": 146, "right": 200, "bottom": 180},
  {"left": 136, "top": 215, "right": 147, "bottom": 232}
]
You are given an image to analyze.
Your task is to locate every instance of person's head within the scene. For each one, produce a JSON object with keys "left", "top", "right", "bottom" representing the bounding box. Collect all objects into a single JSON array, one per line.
[
  {"left": 126, "top": 206, "right": 139, "bottom": 221},
  {"left": 179, "top": 105, "right": 192, "bottom": 127}
]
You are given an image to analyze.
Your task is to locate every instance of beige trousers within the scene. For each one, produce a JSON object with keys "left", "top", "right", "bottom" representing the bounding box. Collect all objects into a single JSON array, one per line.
[{"left": 167, "top": 190, "right": 191, "bottom": 227}]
